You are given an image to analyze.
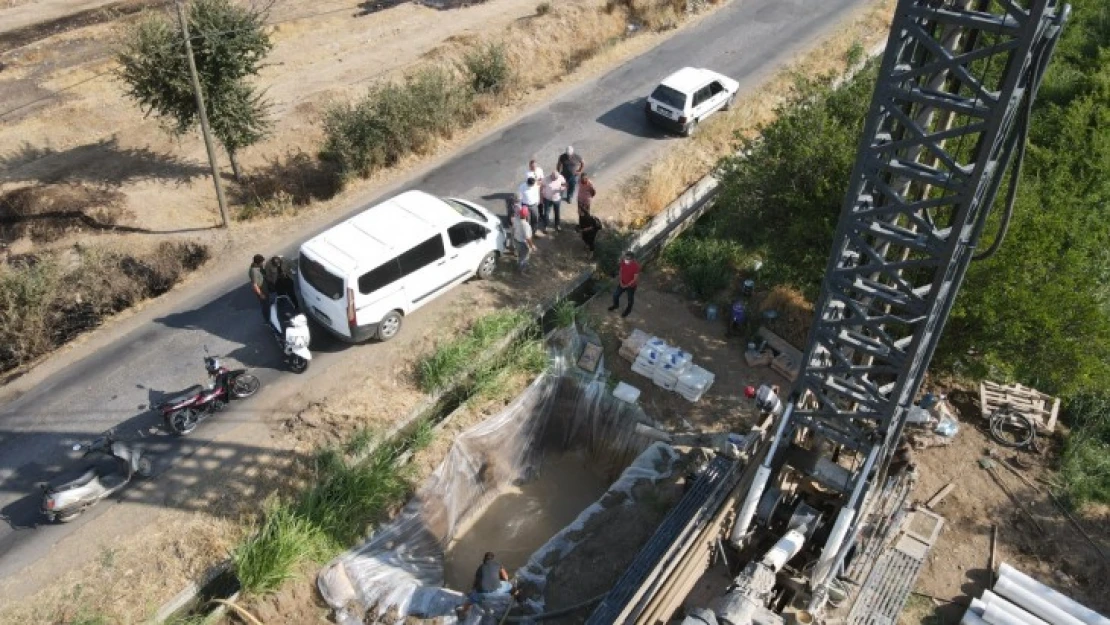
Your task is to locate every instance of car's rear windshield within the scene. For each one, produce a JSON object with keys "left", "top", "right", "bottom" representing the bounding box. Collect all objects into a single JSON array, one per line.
[
  {"left": 299, "top": 254, "right": 344, "bottom": 300},
  {"left": 650, "top": 85, "right": 687, "bottom": 109}
]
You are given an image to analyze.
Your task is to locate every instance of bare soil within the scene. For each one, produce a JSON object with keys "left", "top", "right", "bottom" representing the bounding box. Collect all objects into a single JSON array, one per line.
[{"left": 901, "top": 389, "right": 1110, "bottom": 623}]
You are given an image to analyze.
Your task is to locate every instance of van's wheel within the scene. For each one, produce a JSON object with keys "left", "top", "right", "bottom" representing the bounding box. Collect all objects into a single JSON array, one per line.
[
  {"left": 477, "top": 252, "right": 497, "bottom": 279},
  {"left": 377, "top": 311, "right": 403, "bottom": 342},
  {"left": 684, "top": 118, "right": 698, "bottom": 137}
]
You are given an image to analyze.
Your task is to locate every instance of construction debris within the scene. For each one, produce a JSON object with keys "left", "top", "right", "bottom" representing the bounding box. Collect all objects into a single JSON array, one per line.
[
  {"left": 960, "top": 562, "right": 1110, "bottom": 625},
  {"left": 925, "top": 483, "right": 955, "bottom": 510}
]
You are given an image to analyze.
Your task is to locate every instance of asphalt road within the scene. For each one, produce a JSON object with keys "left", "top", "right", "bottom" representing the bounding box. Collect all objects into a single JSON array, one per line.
[{"left": 0, "top": 0, "right": 867, "bottom": 584}]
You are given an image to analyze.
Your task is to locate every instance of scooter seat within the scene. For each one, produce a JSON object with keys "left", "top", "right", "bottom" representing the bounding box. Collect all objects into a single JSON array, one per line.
[{"left": 50, "top": 468, "right": 98, "bottom": 492}]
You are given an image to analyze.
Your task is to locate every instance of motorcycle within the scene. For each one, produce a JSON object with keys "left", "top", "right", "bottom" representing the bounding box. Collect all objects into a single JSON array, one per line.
[
  {"left": 269, "top": 294, "right": 312, "bottom": 373},
  {"left": 41, "top": 430, "right": 153, "bottom": 523},
  {"left": 158, "top": 356, "right": 261, "bottom": 436}
]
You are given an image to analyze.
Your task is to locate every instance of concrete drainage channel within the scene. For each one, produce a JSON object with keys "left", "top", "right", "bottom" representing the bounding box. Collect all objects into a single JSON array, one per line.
[{"left": 153, "top": 43, "right": 892, "bottom": 624}]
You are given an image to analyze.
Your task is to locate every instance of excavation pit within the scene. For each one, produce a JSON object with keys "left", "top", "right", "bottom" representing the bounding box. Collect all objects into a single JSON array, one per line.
[{"left": 317, "top": 328, "right": 691, "bottom": 624}]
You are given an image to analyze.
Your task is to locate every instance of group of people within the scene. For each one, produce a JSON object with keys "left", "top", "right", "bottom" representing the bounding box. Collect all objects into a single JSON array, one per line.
[
  {"left": 508, "top": 146, "right": 605, "bottom": 274},
  {"left": 248, "top": 254, "right": 295, "bottom": 322}
]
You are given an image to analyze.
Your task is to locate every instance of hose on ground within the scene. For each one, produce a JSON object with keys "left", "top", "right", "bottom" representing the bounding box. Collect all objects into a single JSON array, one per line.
[
  {"left": 989, "top": 404, "right": 1037, "bottom": 449},
  {"left": 504, "top": 593, "right": 608, "bottom": 622}
]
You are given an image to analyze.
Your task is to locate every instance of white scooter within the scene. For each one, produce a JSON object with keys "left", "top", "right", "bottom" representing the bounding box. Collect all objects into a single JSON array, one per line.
[
  {"left": 270, "top": 294, "right": 312, "bottom": 373},
  {"left": 41, "top": 431, "right": 153, "bottom": 523}
]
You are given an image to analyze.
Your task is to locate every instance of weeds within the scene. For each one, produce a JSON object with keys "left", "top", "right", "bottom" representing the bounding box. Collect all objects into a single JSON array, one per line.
[
  {"left": 594, "top": 228, "right": 635, "bottom": 278},
  {"left": 416, "top": 309, "right": 530, "bottom": 393},
  {"left": 234, "top": 443, "right": 412, "bottom": 595},
  {"left": 462, "top": 42, "right": 512, "bottom": 94},
  {"left": 0, "top": 241, "right": 209, "bottom": 373},
  {"left": 536, "top": 1, "right": 552, "bottom": 15},
  {"left": 551, "top": 298, "right": 579, "bottom": 329},
  {"left": 1058, "top": 391, "right": 1110, "bottom": 508}
]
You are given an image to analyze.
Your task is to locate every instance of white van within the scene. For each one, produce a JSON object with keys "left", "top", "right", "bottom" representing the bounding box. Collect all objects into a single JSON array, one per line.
[{"left": 297, "top": 190, "right": 505, "bottom": 342}]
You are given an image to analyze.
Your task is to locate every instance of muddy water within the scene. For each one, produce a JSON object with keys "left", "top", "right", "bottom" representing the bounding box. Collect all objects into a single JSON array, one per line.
[{"left": 443, "top": 452, "right": 610, "bottom": 591}]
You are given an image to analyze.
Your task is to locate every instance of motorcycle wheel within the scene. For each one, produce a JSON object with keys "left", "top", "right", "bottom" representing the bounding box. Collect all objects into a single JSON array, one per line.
[
  {"left": 231, "top": 374, "right": 261, "bottom": 398},
  {"left": 169, "top": 408, "right": 198, "bottom": 436},
  {"left": 136, "top": 456, "right": 154, "bottom": 478},
  {"left": 290, "top": 355, "right": 309, "bottom": 374}
]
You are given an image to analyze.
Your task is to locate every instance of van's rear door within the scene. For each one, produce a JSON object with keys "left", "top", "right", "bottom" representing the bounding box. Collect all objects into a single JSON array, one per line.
[{"left": 297, "top": 250, "right": 350, "bottom": 338}]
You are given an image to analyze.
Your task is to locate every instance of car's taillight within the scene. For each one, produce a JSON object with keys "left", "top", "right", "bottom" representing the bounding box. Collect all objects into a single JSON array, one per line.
[
  {"left": 45, "top": 499, "right": 55, "bottom": 510},
  {"left": 346, "top": 288, "right": 356, "bottom": 330}
]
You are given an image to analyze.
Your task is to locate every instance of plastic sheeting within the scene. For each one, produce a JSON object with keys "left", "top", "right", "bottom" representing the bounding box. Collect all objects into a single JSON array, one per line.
[{"left": 318, "top": 326, "right": 665, "bottom": 625}]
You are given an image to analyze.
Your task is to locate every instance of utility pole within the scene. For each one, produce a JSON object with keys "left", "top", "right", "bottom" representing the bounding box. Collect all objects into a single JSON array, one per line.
[{"left": 175, "top": 0, "right": 230, "bottom": 228}]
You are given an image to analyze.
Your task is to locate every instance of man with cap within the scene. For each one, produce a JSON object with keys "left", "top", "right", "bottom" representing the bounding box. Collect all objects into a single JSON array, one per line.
[
  {"left": 557, "top": 146, "right": 584, "bottom": 205},
  {"left": 745, "top": 384, "right": 784, "bottom": 417},
  {"left": 512, "top": 205, "right": 536, "bottom": 273},
  {"left": 518, "top": 173, "right": 541, "bottom": 232}
]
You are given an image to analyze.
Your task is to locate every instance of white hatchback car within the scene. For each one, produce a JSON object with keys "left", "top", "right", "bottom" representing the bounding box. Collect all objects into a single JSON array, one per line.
[{"left": 645, "top": 67, "right": 740, "bottom": 136}]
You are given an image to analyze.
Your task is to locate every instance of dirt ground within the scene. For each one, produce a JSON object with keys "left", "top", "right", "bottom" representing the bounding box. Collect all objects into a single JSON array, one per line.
[{"left": 901, "top": 389, "right": 1110, "bottom": 623}]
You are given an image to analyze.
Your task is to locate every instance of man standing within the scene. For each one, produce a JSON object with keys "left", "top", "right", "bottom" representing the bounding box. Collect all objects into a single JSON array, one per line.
[
  {"left": 579, "top": 208, "right": 602, "bottom": 254},
  {"left": 576, "top": 172, "right": 596, "bottom": 216},
  {"left": 525, "top": 159, "right": 544, "bottom": 186},
  {"left": 457, "top": 552, "right": 514, "bottom": 618},
  {"left": 266, "top": 256, "right": 296, "bottom": 301},
  {"left": 541, "top": 170, "right": 566, "bottom": 233},
  {"left": 248, "top": 254, "right": 268, "bottom": 322},
  {"left": 518, "top": 174, "right": 541, "bottom": 232},
  {"left": 513, "top": 206, "right": 536, "bottom": 273},
  {"left": 609, "top": 251, "right": 640, "bottom": 318},
  {"left": 557, "top": 146, "right": 584, "bottom": 205}
]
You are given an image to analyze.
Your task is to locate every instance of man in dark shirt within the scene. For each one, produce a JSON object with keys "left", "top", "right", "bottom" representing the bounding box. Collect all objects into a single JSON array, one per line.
[
  {"left": 248, "top": 254, "right": 268, "bottom": 322},
  {"left": 557, "top": 146, "right": 584, "bottom": 205},
  {"left": 457, "top": 552, "right": 513, "bottom": 618}
]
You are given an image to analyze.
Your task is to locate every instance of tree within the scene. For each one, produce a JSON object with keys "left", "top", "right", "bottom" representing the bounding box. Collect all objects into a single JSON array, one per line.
[{"left": 117, "top": 0, "right": 273, "bottom": 180}]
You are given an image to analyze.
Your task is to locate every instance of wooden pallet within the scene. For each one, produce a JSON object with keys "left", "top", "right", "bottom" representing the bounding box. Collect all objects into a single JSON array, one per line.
[{"left": 979, "top": 380, "right": 1060, "bottom": 433}]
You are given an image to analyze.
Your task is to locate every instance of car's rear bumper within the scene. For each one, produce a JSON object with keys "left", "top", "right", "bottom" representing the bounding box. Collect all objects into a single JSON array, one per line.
[{"left": 646, "top": 109, "right": 688, "bottom": 134}]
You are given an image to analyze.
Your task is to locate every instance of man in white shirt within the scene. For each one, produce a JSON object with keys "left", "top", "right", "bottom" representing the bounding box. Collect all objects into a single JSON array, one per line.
[
  {"left": 744, "top": 384, "right": 784, "bottom": 417},
  {"left": 525, "top": 159, "right": 544, "bottom": 185},
  {"left": 518, "top": 174, "right": 541, "bottom": 232},
  {"left": 540, "top": 170, "right": 566, "bottom": 233},
  {"left": 512, "top": 206, "right": 536, "bottom": 273}
]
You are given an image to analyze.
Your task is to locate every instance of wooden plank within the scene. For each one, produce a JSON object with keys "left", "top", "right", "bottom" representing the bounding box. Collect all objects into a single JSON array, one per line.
[
  {"left": 1046, "top": 397, "right": 1060, "bottom": 432},
  {"left": 756, "top": 327, "right": 803, "bottom": 361},
  {"left": 925, "top": 483, "right": 955, "bottom": 509}
]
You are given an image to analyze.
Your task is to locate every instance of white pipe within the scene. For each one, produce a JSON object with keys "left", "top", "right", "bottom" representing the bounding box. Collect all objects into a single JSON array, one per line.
[
  {"left": 763, "top": 528, "right": 807, "bottom": 572},
  {"left": 972, "top": 599, "right": 988, "bottom": 617},
  {"left": 994, "top": 576, "right": 1086, "bottom": 625},
  {"left": 809, "top": 507, "right": 855, "bottom": 590},
  {"left": 984, "top": 602, "right": 1039, "bottom": 625},
  {"left": 981, "top": 590, "right": 1049, "bottom": 625},
  {"left": 998, "top": 563, "right": 1110, "bottom": 625},
  {"left": 963, "top": 608, "right": 991, "bottom": 625},
  {"left": 730, "top": 465, "right": 771, "bottom": 546}
]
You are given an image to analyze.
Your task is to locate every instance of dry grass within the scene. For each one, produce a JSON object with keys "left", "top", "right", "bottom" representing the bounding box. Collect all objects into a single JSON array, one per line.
[
  {"left": 751, "top": 285, "right": 814, "bottom": 348},
  {"left": 609, "top": 0, "right": 896, "bottom": 227},
  {"left": 0, "top": 183, "right": 130, "bottom": 244}
]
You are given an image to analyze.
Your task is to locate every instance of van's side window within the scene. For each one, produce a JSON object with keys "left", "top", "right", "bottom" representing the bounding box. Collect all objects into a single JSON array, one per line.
[
  {"left": 448, "top": 222, "right": 489, "bottom": 247},
  {"left": 399, "top": 234, "right": 446, "bottom": 277},
  {"left": 358, "top": 260, "right": 402, "bottom": 295}
]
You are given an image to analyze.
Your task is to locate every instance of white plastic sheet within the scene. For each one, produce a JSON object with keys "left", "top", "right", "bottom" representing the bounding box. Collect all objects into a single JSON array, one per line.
[{"left": 318, "top": 326, "right": 663, "bottom": 624}]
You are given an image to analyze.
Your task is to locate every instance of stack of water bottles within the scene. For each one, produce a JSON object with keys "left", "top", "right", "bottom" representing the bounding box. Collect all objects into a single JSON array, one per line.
[{"left": 623, "top": 332, "right": 715, "bottom": 402}]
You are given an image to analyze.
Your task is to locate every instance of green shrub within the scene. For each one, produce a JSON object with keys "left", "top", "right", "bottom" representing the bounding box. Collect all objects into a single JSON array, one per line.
[
  {"left": 1058, "top": 391, "right": 1110, "bottom": 508},
  {"left": 321, "top": 67, "right": 475, "bottom": 178},
  {"left": 416, "top": 309, "right": 530, "bottom": 393},
  {"left": 663, "top": 236, "right": 746, "bottom": 299},
  {"left": 461, "top": 42, "right": 511, "bottom": 94}
]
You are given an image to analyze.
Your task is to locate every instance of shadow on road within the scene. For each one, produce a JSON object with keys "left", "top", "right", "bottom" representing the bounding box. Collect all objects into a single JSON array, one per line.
[{"left": 595, "top": 99, "right": 670, "bottom": 139}]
